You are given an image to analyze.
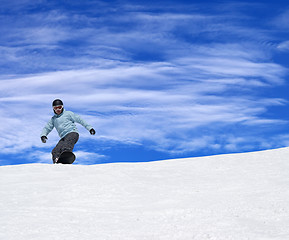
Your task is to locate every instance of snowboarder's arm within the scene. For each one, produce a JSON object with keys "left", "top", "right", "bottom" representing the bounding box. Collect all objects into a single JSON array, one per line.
[
  {"left": 70, "top": 112, "right": 93, "bottom": 132},
  {"left": 41, "top": 118, "right": 54, "bottom": 138}
]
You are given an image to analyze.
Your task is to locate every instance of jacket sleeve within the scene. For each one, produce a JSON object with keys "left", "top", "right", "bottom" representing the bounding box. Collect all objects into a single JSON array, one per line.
[
  {"left": 71, "top": 112, "right": 93, "bottom": 131},
  {"left": 41, "top": 118, "right": 54, "bottom": 137}
]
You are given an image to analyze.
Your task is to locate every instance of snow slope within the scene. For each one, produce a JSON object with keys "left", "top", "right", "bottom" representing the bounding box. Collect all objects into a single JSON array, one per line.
[{"left": 1, "top": 148, "right": 289, "bottom": 240}]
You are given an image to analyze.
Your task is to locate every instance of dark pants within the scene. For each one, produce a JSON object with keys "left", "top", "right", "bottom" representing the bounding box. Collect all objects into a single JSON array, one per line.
[{"left": 52, "top": 132, "right": 79, "bottom": 161}]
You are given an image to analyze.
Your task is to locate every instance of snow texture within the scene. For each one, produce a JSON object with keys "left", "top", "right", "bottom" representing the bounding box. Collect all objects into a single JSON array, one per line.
[{"left": 1, "top": 147, "right": 289, "bottom": 240}]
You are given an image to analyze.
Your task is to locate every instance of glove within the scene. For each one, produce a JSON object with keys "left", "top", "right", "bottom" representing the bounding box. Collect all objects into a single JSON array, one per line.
[
  {"left": 41, "top": 136, "right": 47, "bottom": 143},
  {"left": 90, "top": 128, "right": 96, "bottom": 135}
]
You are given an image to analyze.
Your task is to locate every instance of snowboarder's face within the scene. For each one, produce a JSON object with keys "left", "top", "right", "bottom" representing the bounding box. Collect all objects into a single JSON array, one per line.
[{"left": 53, "top": 105, "right": 63, "bottom": 115}]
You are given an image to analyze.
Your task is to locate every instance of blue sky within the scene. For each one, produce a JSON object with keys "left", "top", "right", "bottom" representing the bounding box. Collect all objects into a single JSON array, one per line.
[{"left": 1, "top": 0, "right": 289, "bottom": 165}]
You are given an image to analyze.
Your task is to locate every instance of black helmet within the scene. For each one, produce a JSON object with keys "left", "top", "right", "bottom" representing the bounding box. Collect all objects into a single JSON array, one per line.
[{"left": 52, "top": 99, "right": 63, "bottom": 106}]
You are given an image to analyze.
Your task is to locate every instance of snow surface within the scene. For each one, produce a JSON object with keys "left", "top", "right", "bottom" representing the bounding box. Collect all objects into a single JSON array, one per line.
[{"left": 1, "top": 148, "right": 289, "bottom": 240}]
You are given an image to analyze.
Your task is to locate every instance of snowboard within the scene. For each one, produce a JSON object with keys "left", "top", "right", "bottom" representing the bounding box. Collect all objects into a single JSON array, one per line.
[{"left": 57, "top": 151, "right": 76, "bottom": 164}]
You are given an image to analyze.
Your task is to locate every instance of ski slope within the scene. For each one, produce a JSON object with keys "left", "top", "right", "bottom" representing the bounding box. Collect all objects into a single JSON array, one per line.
[{"left": 1, "top": 147, "right": 289, "bottom": 240}]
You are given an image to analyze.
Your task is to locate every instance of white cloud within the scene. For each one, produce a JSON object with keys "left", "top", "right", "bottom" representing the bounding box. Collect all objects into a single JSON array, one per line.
[
  {"left": 0, "top": 53, "right": 287, "bottom": 158},
  {"left": 73, "top": 151, "right": 108, "bottom": 164},
  {"left": 272, "top": 9, "right": 289, "bottom": 30},
  {"left": 277, "top": 41, "right": 289, "bottom": 51}
]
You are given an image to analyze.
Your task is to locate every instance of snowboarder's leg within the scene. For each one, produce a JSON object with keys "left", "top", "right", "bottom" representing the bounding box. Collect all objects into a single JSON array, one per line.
[
  {"left": 62, "top": 132, "right": 79, "bottom": 153},
  {"left": 51, "top": 132, "right": 79, "bottom": 163},
  {"left": 52, "top": 138, "right": 65, "bottom": 163}
]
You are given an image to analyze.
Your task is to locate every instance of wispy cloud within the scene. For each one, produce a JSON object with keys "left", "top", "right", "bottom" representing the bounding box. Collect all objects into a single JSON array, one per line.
[
  {"left": 0, "top": 56, "right": 287, "bottom": 157},
  {"left": 73, "top": 151, "right": 108, "bottom": 164},
  {"left": 272, "top": 9, "right": 289, "bottom": 30},
  {"left": 277, "top": 41, "right": 289, "bottom": 51}
]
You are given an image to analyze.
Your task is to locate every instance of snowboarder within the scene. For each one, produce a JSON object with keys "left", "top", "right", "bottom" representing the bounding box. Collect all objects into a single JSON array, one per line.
[{"left": 40, "top": 99, "right": 95, "bottom": 164}]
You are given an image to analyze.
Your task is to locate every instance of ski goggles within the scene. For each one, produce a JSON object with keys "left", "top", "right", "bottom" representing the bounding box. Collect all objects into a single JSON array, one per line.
[{"left": 53, "top": 105, "right": 63, "bottom": 110}]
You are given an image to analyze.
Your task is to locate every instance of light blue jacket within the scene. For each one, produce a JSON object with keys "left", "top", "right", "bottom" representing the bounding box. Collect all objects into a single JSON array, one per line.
[{"left": 41, "top": 110, "right": 93, "bottom": 139}]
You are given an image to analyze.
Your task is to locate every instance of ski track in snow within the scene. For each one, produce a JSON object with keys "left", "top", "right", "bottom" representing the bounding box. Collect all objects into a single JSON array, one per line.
[{"left": 1, "top": 148, "right": 289, "bottom": 240}]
